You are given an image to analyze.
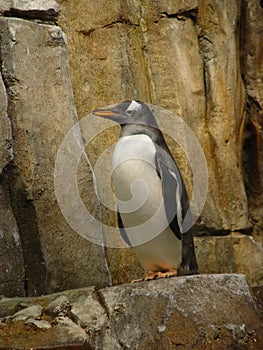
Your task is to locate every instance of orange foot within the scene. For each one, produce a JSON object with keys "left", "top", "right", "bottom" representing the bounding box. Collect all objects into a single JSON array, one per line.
[
  {"left": 157, "top": 269, "right": 178, "bottom": 279},
  {"left": 132, "top": 271, "right": 158, "bottom": 283}
]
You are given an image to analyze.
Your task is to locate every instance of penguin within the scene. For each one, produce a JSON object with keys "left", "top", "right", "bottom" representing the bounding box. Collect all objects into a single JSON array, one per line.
[{"left": 93, "top": 100, "right": 198, "bottom": 282}]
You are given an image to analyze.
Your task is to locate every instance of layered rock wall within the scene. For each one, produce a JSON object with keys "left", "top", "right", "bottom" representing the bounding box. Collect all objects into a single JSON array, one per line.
[
  {"left": 0, "top": 0, "right": 262, "bottom": 297},
  {"left": 0, "top": 1, "right": 111, "bottom": 296}
]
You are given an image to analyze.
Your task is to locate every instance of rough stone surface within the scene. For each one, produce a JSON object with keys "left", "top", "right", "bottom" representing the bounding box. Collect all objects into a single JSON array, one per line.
[
  {"left": 0, "top": 275, "right": 262, "bottom": 349},
  {"left": 0, "top": 72, "right": 12, "bottom": 173},
  {"left": 57, "top": 0, "right": 250, "bottom": 236},
  {"left": 25, "top": 318, "right": 52, "bottom": 329},
  {"left": 241, "top": 0, "right": 263, "bottom": 243},
  {"left": 0, "top": 174, "right": 25, "bottom": 297},
  {"left": 70, "top": 293, "right": 108, "bottom": 330},
  {"left": 0, "top": 0, "right": 59, "bottom": 21},
  {"left": 197, "top": 0, "right": 249, "bottom": 232},
  {"left": 0, "top": 28, "right": 25, "bottom": 299},
  {"left": 195, "top": 233, "right": 263, "bottom": 287},
  {"left": 0, "top": 0, "right": 262, "bottom": 300},
  {"left": 54, "top": 316, "right": 88, "bottom": 344},
  {"left": 0, "top": 17, "right": 111, "bottom": 296},
  {"left": 45, "top": 295, "right": 70, "bottom": 317},
  {"left": 100, "top": 275, "right": 263, "bottom": 349},
  {"left": 11, "top": 304, "right": 42, "bottom": 322}
]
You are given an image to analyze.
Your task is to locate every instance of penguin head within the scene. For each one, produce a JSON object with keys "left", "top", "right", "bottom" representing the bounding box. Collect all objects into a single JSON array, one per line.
[{"left": 93, "top": 100, "right": 158, "bottom": 128}]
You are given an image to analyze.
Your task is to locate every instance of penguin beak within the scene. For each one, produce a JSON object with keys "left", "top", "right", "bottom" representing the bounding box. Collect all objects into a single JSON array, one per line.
[{"left": 93, "top": 108, "right": 119, "bottom": 118}]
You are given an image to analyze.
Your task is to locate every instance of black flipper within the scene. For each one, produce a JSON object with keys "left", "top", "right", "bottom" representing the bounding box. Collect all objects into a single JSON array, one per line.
[
  {"left": 155, "top": 146, "right": 198, "bottom": 274},
  {"left": 155, "top": 155, "right": 182, "bottom": 240},
  {"left": 117, "top": 210, "right": 132, "bottom": 247}
]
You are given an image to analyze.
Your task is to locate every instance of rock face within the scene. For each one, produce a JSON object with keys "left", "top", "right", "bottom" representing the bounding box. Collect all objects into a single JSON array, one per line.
[
  {"left": 0, "top": 8, "right": 111, "bottom": 295},
  {"left": 56, "top": 0, "right": 250, "bottom": 233},
  {"left": 0, "top": 70, "right": 25, "bottom": 297},
  {"left": 55, "top": 0, "right": 263, "bottom": 287},
  {"left": 241, "top": 0, "right": 263, "bottom": 242},
  {"left": 0, "top": 73, "right": 12, "bottom": 173},
  {"left": 0, "top": 177, "right": 25, "bottom": 297},
  {"left": 195, "top": 233, "right": 263, "bottom": 287},
  {"left": 0, "top": 275, "right": 262, "bottom": 349},
  {"left": 0, "top": 0, "right": 263, "bottom": 298}
]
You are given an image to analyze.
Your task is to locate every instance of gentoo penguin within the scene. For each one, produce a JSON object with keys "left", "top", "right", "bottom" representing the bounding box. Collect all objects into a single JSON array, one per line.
[{"left": 93, "top": 100, "right": 198, "bottom": 282}]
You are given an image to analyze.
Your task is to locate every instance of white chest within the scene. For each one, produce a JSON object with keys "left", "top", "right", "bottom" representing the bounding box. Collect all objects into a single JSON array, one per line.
[
  {"left": 112, "top": 134, "right": 156, "bottom": 170},
  {"left": 112, "top": 135, "right": 159, "bottom": 207},
  {"left": 112, "top": 134, "right": 182, "bottom": 270}
]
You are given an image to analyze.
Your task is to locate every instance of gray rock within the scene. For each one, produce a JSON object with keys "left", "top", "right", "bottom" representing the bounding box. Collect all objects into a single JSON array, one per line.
[
  {"left": 25, "top": 318, "right": 51, "bottom": 329},
  {"left": 0, "top": 176, "right": 25, "bottom": 297},
  {"left": 70, "top": 293, "right": 108, "bottom": 330},
  {"left": 12, "top": 304, "right": 42, "bottom": 322},
  {"left": 55, "top": 316, "right": 88, "bottom": 343},
  {"left": 0, "top": 0, "right": 59, "bottom": 21},
  {"left": 45, "top": 295, "right": 70, "bottom": 317},
  {"left": 0, "top": 17, "right": 111, "bottom": 296},
  {"left": 0, "top": 72, "right": 12, "bottom": 174},
  {"left": 99, "top": 274, "right": 263, "bottom": 349}
]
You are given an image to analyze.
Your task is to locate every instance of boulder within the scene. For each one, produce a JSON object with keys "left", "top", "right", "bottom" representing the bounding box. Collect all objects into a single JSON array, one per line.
[
  {"left": 100, "top": 274, "right": 263, "bottom": 349},
  {"left": 0, "top": 274, "right": 262, "bottom": 349}
]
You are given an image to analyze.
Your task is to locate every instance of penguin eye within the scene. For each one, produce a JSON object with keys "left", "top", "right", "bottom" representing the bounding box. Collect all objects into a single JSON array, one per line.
[{"left": 126, "top": 109, "right": 133, "bottom": 115}]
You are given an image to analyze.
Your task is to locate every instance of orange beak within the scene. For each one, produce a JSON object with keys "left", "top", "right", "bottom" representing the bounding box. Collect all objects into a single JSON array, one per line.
[{"left": 93, "top": 109, "right": 118, "bottom": 117}]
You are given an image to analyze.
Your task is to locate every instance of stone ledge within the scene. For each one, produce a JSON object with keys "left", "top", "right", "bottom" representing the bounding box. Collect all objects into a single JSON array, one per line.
[
  {"left": 0, "top": 274, "right": 262, "bottom": 349},
  {"left": 0, "top": 0, "right": 59, "bottom": 21}
]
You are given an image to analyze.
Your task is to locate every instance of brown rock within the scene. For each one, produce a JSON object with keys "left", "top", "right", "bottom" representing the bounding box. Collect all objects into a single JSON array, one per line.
[
  {"left": 195, "top": 233, "right": 263, "bottom": 287},
  {"left": 0, "top": 317, "right": 91, "bottom": 349},
  {"left": 197, "top": 0, "right": 249, "bottom": 232},
  {"left": 241, "top": 0, "right": 263, "bottom": 242},
  {"left": 57, "top": 0, "right": 249, "bottom": 236}
]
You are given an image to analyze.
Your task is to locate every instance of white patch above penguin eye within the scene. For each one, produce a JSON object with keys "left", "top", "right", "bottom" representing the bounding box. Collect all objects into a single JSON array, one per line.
[{"left": 126, "top": 100, "right": 141, "bottom": 115}]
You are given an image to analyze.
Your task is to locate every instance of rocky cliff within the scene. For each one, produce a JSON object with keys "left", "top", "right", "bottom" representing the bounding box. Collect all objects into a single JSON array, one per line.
[
  {"left": 0, "top": 0, "right": 263, "bottom": 298},
  {"left": 0, "top": 0, "right": 263, "bottom": 349}
]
